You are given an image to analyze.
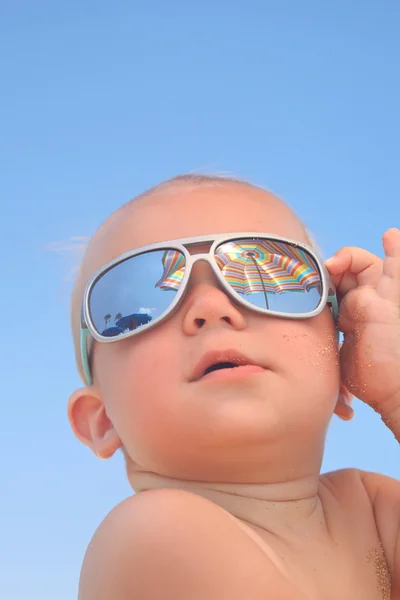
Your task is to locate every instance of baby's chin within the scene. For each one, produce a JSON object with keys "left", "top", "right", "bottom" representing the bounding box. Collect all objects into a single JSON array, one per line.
[
  {"left": 114, "top": 368, "right": 336, "bottom": 483},
  {"left": 181, "top": 376, "right": 334, "bottom": 431},
  {"left": 121, "top": 408, "right": 329, "bottom": 486}
]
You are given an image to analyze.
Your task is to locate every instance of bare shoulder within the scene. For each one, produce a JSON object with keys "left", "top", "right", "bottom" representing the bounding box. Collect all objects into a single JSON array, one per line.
[
  {"left": 318, "top": 467, "right": 374, "bottom": 511},
  {"left": 320, "top": 466, "right": 400, "bottom": 527},
  {"left": 320, "top": 467, "right": 400, "bottom": 588},
  {"left": 320, "top": 465, "right": 400, "bottom": 496},
  {"left": 78, "top": 488, "right": 297, "bottom": 600},
  {"left": 319, "top": 467, "right": 365, "bottom": 494},
  {"left": 320, "top": 466, "right": 399, "bottom": 519}
]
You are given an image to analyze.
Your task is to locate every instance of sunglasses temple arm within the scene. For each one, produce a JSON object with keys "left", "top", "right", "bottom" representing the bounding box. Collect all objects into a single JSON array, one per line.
[
  {"left": 80, "top": 327, "right": 92, "bottom": 385},
  {"left": 327, "top": 292, "right": 341, "bottom": 344}
]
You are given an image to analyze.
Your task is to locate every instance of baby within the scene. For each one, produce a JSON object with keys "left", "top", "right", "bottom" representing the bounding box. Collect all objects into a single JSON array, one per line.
[{"left": 68, "top": 175, "right": 400, "bottom": 599}]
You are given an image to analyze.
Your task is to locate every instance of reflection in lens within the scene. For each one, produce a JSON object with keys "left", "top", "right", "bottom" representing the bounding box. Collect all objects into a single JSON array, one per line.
[
  {"left": 215, "top": 238, "right": 322, "bottom": 313},
  {"left": 89, "top": 249, "right": 186, "bottom": 337}
]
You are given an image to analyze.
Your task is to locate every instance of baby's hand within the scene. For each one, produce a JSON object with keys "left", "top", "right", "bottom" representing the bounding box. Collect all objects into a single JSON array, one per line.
[{"left": 325, "top": 228, "right": 400, "bottom": 417}]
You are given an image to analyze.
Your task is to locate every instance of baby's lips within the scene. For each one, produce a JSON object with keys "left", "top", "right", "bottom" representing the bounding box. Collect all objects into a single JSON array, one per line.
[{"left": 190, "top": 349, "right": 263, "bottom": 382}]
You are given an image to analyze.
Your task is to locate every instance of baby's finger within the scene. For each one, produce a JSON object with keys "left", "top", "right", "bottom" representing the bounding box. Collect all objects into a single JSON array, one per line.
[
  {"left": 376, "top": 228, "right": 400, "bottom": 304},
  {"left": 325, "top": 247, "right": 382, "bottom": 295}
]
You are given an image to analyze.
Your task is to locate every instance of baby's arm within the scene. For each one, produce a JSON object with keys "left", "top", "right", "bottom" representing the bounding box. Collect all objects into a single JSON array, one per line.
[
  {"left": 361, "top": 399, "right": 400, "bottom": 599},
  {"left": 78, "top": 488, "right": 298, "bottom": 600},
  {"left": 325, "top": 230, "right": 400, "bottom": 597}
]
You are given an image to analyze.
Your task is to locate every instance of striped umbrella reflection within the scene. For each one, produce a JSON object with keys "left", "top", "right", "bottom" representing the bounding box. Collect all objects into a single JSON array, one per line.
[{"left": 156, "top": 239, "right": 321, "bottom": 310}]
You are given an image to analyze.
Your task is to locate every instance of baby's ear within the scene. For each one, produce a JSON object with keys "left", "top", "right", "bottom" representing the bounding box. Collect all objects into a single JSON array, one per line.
[
  {"left": 333, "top": 383, "right": 355, "bottom": 421},
  {"left": 67, "top": 387, "right": 122, "bottom": 458}
]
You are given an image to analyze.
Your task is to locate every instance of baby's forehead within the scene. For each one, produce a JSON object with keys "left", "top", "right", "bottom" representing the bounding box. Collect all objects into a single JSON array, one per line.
[{"left": 88, "top": 184, "right": 308, "bottom": 270}]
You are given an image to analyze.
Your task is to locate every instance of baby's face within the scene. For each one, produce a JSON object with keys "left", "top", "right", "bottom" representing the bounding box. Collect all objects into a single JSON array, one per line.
[{"left": 72, "top": 183, "right": 341, "bottom": 483}]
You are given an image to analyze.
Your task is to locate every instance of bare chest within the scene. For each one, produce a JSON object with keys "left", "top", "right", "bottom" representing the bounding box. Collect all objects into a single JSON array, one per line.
[
  {"left": 277, "top": 534, "right": 390, "bottom": 600},
  {"left": 231, "top": 485, "right": 392, "bottom": 599}
]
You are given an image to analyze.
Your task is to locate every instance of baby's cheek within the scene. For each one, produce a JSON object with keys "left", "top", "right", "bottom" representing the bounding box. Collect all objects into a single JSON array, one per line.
[
  {"left": 110, "top": 336, "right": 180, "bottom": 427},
  {"left": 278, "top": 318, "right": 340, "bottom": 383},
  {"left": 311, "top": 315, "right": 341, "bottom": 375},
  {"left": 297, "top": 334, "right": 339, "bottom": 373}
]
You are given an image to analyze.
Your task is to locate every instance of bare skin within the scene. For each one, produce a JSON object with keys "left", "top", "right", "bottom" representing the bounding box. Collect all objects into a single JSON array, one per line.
[{"left": 68, "top": 180, "right": 399, "bottom": 599}]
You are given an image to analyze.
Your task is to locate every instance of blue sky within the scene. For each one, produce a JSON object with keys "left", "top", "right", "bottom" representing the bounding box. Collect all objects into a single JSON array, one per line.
[{"left": 1, "top": 2, "right": 399, "bottom": 598}]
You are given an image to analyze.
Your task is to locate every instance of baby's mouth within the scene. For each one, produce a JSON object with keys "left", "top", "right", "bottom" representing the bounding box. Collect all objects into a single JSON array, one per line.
[
  {"left": 203, "top": 361, "right": 240, "bottom": 375},
  {"left": 190, "top": 350, "right": 264, "bottom": 382}
]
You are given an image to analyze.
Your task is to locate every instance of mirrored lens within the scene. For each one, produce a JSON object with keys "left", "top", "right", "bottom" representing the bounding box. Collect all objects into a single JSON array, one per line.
[
  {"left": 215, "top": 238, "right": 322, "bottom": 314},
  {"left": 89, "top": 249, "right": 186, "bottom": 337}
]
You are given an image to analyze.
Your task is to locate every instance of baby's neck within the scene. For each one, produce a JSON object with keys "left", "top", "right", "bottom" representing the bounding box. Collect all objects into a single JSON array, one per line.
[{"left": 130, "top": 470, "right": 327, "bottom": 540}]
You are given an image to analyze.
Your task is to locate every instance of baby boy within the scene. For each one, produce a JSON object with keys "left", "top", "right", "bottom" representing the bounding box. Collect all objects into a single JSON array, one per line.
[{"left": 68, "top": 175, "right": 400, "bottom": 599}]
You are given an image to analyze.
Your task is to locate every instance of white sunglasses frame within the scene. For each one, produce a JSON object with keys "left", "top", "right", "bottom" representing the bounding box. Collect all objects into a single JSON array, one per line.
[{"left": 80, "top": 232, "right": 339, "bottom": 385}]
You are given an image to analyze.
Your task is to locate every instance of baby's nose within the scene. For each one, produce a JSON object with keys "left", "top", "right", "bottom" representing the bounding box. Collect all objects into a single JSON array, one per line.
[{"left": 182, "top": 262, "right": 246, "bottom": 335}]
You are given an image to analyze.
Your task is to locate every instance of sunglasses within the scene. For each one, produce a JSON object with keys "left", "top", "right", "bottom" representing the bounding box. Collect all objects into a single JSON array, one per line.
[{"left": 80, "top": 233, "right": 339, "bottom": 384}]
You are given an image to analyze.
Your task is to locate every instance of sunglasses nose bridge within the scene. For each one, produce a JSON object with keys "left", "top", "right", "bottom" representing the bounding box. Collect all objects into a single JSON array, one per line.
[{"left": 184, "top": 254, "right": 223, "bottom": 291}]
